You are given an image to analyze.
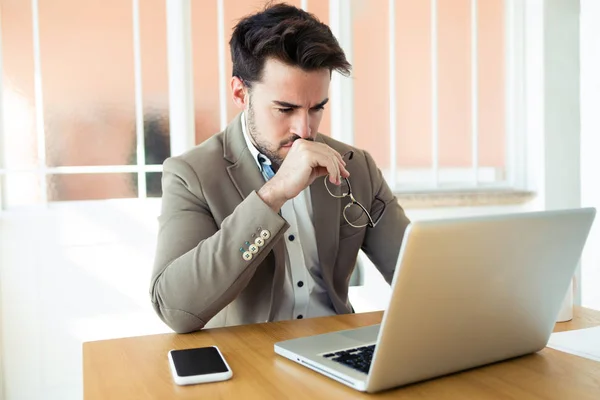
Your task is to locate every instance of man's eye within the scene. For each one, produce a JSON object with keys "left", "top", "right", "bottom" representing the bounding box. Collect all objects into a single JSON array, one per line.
[
  {"left": 312, "top": 106, "right": 325, "bottom": 112},
  {"left": 277, "top": 108, "right": 293, "bottom": 114}
]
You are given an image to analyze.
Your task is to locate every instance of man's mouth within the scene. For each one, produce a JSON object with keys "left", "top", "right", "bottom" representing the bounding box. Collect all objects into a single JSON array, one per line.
[
  {"left": 280, "top": 136, "right": 312, "bottom": 149},
  {"left": 280, "top": 138, "right": 296, "bottom": 148}
]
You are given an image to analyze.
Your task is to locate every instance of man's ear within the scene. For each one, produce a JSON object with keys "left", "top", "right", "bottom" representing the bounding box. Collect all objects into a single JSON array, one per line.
[{"left": 231, "top": 76, "right": 248, "bottom": 110}]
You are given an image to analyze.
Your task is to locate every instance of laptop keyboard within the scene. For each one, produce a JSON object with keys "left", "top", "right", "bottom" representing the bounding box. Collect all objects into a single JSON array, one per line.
[{"left": 322, "top": 344, "right": 375, "bottom": 374}]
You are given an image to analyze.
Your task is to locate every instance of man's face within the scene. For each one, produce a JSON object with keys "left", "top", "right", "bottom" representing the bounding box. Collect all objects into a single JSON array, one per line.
[{"left": 244, "top": 58, "right": 330, "bottom": 168}]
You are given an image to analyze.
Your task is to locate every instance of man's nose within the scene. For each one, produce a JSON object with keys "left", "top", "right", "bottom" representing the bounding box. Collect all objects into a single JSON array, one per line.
[{"left": 291, "top": 112, "right": 312, "bottom": 139}]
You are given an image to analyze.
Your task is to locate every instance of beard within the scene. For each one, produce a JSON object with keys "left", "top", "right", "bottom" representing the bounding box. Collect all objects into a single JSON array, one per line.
[{"left": 246, "top": 95, "right": 309, "bottom": 171}]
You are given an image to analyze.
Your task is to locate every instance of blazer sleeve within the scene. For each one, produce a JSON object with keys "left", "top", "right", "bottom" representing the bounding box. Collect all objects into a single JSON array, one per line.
[
  {"left": 150, "top": 157, "right": 289, "bottom": 333},
  {"left": 360, "top": 151, "right": 411, "bottom": 284}
]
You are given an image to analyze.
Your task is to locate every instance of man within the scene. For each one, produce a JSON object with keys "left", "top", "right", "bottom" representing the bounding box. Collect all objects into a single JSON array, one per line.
[{"left": 150, "top": 3, "right": 410, "bottom": 334}]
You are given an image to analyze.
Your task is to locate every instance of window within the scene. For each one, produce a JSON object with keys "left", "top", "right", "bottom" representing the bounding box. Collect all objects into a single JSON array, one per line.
[
  {"left": 350, "top": 0, "right": 518, "bottom": 192},
  {"left": 0, "top": 0, "right": 169, "bottom": 208},
  {"left": 0, "top": 0, "right": 526, "bottom": 210}
]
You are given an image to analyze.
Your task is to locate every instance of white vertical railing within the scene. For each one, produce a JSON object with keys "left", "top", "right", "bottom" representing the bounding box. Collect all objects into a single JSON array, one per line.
[
  {"left": 329, "top": 0, "right": 341, "bottom": 141},
  {"left": 470, "top": 0, "right": 479, "bottom": 186},
  {"left": 217, "top": 0, "right": 227, "bottom": 131},
  {"left": 0, "top": 12, "right": 4, "bottom": 396},
  {"left": 389, "top": 0, "right": 397, "bottom": 190},
  {"left": 328, "top": 0, "right": 354, "bottom": 144},
  {"left": 430, "top": 0, "right": 439, "bottom": 187},
  {"left": 166, "top": 0, "right": 195, "bottom": 156},
  {"left": 506, "top": 0, "right": 527, "bottom": 190},
  {"left": 31, "top": 0, "right": 48, "bottom": 204},
  {"left": 132, "top": 0, "right": 147, "bottom": 198},
  {"left": 301, "top": 0, "right": 308, "bottom": 11},
  {"left": 505, "top": 0, "right": 516, "bottom": 188},
  {"left": 0, "top": 10, "right": 6, "bottom": 210}
]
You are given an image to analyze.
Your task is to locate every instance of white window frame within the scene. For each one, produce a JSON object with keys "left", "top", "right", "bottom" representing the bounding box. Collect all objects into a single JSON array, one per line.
[
  {"left": 166, "top": 0, "right": 195, "bottom": 155},
  {"left": 0, "top": 6, "right": 5, "bottom": 211}
]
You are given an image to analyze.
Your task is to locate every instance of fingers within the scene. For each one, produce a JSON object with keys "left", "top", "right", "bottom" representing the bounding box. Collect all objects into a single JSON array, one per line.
[
  {"left": 334, "top": 153, "right": 350, "bottom": 181},
  {"left": 333, "top": 149, "right": 346, "bottom": 167},
  {"left": 332, "top": 150, "right": 350, "bottom": 181},
  {"left": 309, "top": 143, "right": 349, "bottom": 183},
  {"left": 309, "top": 149, "right": 339, "bottom": 184},
  {"left": 320, "top": 148, "right": 345, "bottom": 185},
  {"left": 291, "top": 140, "right": 350, "bottom": 184},
  {"left": 329, "top": 158, "right": 341, "bottom": 185}
]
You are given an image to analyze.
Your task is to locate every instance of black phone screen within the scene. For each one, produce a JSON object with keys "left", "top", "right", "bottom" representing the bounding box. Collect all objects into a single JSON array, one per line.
[{"left": 170, "top": 347, "right": 229, "bottom": 377}]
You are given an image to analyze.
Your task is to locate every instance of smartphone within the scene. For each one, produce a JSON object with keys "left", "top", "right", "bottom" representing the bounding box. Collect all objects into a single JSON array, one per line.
[{"left": 168, "top": 346, "right": 233, "bottom": 386}]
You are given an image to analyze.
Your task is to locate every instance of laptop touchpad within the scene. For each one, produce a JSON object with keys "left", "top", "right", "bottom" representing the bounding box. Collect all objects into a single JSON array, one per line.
[{"left": 335, "top": 324, "right": 380, "bottom": 344}]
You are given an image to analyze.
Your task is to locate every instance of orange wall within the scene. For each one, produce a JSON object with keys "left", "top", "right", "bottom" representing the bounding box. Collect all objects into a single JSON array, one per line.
[
  {"left": 353, "top": 0, "right": 391, "bottom": 166},
  {"left": 191, "top": 0, "right": 220, "bottom": 145},
  {"left": 477, "top": 0, "right": 505, "bottom": 168},
  {"left": 1, "top": 0, "right": 37, "bottom": 170},
  {"left": 353, "top": 0, "right": 505, "bottom": 170},
  {"left": 395, "top": 0, "right": 432, "bottom": 169}
]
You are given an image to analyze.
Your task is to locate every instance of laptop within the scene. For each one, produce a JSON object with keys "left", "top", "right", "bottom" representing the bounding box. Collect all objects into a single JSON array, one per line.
[{"left": 274, "top": 207, "right": 596, "bottom": 393}]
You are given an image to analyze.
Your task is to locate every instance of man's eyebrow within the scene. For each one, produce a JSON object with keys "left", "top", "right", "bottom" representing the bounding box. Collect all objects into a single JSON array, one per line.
[
  {"left": 272, "top": 98, "right": 330, "bottom": 109},
  {"left": 314, "top": 98, "right": 329, "bottom": 109},
  {"left": 272, "top": 100, "right": 301, "bottom": 108}
]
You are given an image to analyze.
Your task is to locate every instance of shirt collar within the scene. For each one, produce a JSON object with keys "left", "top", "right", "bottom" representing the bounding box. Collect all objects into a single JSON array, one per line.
[{"left": 241, "top": 111, "right": 272, "bottom": 169}]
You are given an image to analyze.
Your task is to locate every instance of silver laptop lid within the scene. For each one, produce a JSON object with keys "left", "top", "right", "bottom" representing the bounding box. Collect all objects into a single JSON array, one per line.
[{"left": 366, "top": 207, "right": 596, "bottom": 392}]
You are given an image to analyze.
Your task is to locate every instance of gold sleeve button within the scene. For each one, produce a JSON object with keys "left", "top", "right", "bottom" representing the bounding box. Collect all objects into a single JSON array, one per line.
[
  {"left": 242, "top": 251, "right": 253, "bottom": 261},
  {"left": 255, "top": 237, "right": 265, "bottom": 247},
  {"left": 249, "top": 244, "right": 259, "bottom": 254},
  {"left": 260, "top": 229, "right": 271, "bottom": 240}
]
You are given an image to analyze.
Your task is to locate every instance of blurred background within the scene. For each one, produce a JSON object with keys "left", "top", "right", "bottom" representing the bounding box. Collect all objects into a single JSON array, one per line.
[{"left": 0, "top": 0, "right": 599, "bottom": 399}]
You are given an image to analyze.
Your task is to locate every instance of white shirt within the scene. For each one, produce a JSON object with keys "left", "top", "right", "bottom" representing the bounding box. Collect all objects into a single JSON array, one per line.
[{"left": 241, "top": 113, "right": 336, "bottom": 320}]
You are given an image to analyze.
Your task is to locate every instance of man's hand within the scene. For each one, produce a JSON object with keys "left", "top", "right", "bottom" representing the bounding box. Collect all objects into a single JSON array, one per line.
[{"left": 258, "top": 140, "right": 350, "bottom": 211}]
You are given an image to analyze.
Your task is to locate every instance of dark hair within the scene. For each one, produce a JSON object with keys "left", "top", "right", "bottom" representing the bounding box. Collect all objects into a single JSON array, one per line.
[{"left": 229, "top": 2, "right": 351, "bottom": 87}]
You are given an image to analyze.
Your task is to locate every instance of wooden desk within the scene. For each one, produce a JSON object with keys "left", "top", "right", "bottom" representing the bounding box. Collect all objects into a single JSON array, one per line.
[{"left": 83, "top": 307, "right": 600, "bottom": 399}]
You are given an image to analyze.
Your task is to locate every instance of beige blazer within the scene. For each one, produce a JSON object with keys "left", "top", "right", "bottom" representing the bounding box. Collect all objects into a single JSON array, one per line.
[{"left": 150, "top": 114, "right": 410, "bottom": 333}]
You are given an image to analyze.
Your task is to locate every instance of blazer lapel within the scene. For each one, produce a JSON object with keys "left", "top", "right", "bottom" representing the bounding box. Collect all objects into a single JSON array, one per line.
[
  {"left": 223, "top": 113, "right": 266, "bottom": 200},
  {"left": 226, "top": 155, "right": 266, "bottom": 201},
  {"left": 311, "top": 135, "right": 341, "bottom": 284}
]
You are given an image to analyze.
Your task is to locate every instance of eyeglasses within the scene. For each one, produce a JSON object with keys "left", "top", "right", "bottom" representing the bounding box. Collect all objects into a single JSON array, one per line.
[{"left": 324, "top": 151, "right": 387, "bottom": 228}]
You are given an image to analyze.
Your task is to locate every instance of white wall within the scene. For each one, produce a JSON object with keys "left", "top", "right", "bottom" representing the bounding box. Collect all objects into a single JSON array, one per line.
[
  {"left": 580, "top": 0, "right": 600, "bottom": 310},
  {"left": 0, "top": 200, "right": 171, "bottom": 400}
]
